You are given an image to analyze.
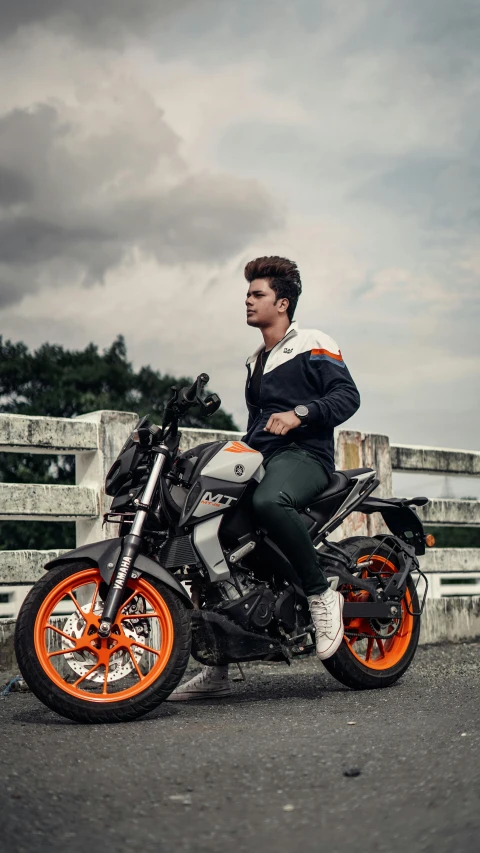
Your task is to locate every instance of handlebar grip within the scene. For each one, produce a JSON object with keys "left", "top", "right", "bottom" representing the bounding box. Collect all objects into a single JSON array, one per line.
[
  {"left": 183, "top": 382, "right": 197, "bottom": 402},
  {"left": 184, "top": 373, "right": 209, "bottom": 402}
]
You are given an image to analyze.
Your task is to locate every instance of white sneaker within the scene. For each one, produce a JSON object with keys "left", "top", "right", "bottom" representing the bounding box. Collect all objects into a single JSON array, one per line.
[
  {"left": 308, "top": 588, "right": 344, "bottom": 660},
  {"left": 166, "top": 665, "right": 232, "bottom": 701}
]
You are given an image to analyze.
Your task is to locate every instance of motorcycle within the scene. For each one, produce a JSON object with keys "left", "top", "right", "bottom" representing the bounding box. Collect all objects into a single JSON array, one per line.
[{"left": 15, "top": 374, "right": 430, "bottom": 723}]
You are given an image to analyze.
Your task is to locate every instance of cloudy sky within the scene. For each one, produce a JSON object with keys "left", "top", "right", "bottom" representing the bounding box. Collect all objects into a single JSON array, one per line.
[{"left": 1, "top": 0, "right": 479, "bottom": 461}]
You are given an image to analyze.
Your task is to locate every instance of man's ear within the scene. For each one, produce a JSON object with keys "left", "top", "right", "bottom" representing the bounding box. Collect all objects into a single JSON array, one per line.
[{"left": 277, "top": 297, "right": 289, "bottom": 315}]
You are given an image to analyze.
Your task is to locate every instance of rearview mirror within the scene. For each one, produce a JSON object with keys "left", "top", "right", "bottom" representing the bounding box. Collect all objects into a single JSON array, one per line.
[{"left": 201, "top": 393, "right": 221, "bottom": 416}]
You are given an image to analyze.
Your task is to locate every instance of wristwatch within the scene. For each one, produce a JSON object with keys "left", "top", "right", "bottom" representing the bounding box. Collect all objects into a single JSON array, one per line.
[{"left": 294, "top": 405, "right": 309, "bottom": 423}]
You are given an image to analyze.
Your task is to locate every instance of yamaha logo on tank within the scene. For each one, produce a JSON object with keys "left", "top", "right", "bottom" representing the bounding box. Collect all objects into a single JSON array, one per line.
[{"left": 234, "top": 464, "right": 245, "bottom": 477}]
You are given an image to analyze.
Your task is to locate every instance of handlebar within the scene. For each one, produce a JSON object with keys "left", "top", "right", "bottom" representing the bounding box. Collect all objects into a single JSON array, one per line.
[
  {"left": 183, "top": 373, "right": 209, "bottom": 403},
  {"left": 161, "top": 372, "right": 219, "bottom": 445}
]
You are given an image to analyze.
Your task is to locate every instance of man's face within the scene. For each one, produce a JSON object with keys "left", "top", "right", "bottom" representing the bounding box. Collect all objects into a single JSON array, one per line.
[{"left": 245, "top": 278, "right": 288, "bottom": 327}]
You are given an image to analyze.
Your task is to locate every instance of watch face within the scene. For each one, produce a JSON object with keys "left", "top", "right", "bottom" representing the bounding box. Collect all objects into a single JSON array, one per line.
[{"left": 295, "top": 405, "right": 309, "bottom": 418}]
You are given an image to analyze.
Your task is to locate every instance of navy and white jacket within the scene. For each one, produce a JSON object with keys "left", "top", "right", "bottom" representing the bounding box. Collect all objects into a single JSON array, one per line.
[{"left": 243, "top": 321, "right": 360, "bottom": 475}]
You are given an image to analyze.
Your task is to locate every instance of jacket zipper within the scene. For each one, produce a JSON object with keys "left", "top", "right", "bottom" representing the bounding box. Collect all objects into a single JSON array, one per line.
[
  {"left": 258, "top": 326, "right": 297, "bottom": 413},
  {"left": 247, "top": 326, "right": 298, "bottom": 429}
]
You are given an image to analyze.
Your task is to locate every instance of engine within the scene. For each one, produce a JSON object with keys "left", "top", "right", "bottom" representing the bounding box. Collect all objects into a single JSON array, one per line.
[{"left": 216, "top": 570, "right": 276, "bottom": 633}]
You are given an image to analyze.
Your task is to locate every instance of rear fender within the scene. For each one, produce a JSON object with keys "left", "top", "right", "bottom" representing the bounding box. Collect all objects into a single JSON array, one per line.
[
  {"left": 358, "top": 497, "right": 426, "bottom": 555},
  {"left": 44, "top": 538, "right": 193, "bottom": 608}
]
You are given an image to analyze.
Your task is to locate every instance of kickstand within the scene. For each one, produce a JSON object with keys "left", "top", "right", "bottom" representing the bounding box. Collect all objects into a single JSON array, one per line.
[{"left": 233, "top": 663, "right": 246, "bottom": 682}]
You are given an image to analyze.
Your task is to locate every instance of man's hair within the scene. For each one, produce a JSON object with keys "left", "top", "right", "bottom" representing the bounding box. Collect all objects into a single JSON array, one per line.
[{"left": 244, "top": 256, "right": 302, "bottom": 322}]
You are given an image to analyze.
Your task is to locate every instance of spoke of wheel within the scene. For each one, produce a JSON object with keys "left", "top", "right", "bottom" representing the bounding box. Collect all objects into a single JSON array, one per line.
[
  {"left": 376, "top": 638, "right": 386, "bottom": 659},
  {"left": 130, "top": 640, "right": 160, "bottom": 656},
  {"left": 103, "top": 657, "right": 110, "bottom": 695},
  {"left": 120, "top": 590, "right": 140, "bottom": 613},
  {"left": 128, "top": 648, "right": 144, "bottom": 682},
  {"left": 348, "top": 635, "right": 359, "bottom": 646},
  {"left": 67, "top": 591, "right": 87, "bottom": 618},
  {"left": 365, "top": 637, "right": 374, "bottom": 662},
  {"left": 48, "top": 643, "right": 90, "bottom": 658},
  {"left": 46, "top": 623, "right": 78, "bottom": 643},
  {"left": 74, "top": 660, "right": 103, "bottom": 687},
  {"left": 91, "top": 581, "right": 101, "bottom": 612},
  {"left": 119, "top": 612, "right": 160, "bottom": 620}
]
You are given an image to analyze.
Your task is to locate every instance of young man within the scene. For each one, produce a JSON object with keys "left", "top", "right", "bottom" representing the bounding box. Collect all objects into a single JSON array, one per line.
[{"left": 168, "top": 256, "right": 360, "bottom": 700}]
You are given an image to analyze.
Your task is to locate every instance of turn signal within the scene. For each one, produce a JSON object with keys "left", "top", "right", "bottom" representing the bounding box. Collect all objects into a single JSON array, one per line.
[{"left": 425, "top": 534, "right": 435, "bottom": 547}]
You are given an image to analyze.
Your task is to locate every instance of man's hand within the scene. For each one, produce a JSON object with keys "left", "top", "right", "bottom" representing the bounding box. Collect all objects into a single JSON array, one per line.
[{"left": 264, "top": 411, "right": 301, "bottom": 435}]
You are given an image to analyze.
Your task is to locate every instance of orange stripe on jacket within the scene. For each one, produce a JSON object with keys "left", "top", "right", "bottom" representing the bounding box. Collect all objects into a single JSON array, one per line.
[{"left": 310, "top": 348, "right": 343, "bottom": 361}]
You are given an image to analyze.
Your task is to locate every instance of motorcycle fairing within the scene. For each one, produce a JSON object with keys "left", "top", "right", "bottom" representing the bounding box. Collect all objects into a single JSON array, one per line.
[
  {"left": 44, "top": 538, "right": 193, "bottom": 608},
  {"left": 193, "top": 516, "right": 231, "bottom": 581},
  {"left": 179, "top": 474, "right": 249, "bottom": 526},
  {"left": 200, "top": 440, "right": 264, "bottom": 484},
  {"left": 173, "top": 440, "right": 226, "bottom": 485},
  {"left": 177, "top": 440, "right": 264, "bottom": 526}
]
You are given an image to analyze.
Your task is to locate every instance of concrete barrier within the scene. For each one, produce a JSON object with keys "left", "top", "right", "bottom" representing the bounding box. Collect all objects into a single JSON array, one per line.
[
  {"left": 2, "top": 597, "right": 479, "bottom": 687},
  {"left": 0, "top": 620, "right": 17, "bottom": 685},
  {"left": 0, "top": 413, "right": 479, "bottom": 680},
  {"left": 420, "top": 597, "right": 480, "bottom": 644}
]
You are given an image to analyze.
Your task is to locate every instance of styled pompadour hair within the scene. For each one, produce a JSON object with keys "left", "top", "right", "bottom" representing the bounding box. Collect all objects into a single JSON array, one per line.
[{"left": 244, "top": 256, "right": 302, "bottom": 321}]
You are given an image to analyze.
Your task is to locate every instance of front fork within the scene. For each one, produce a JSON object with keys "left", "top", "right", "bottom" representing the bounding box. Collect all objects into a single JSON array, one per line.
[{"left": 98, "top": 447, "right": 168, "bottom": 638}]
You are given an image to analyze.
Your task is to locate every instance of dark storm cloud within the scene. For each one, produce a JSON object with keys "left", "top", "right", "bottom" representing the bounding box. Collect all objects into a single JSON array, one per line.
[
  {"left": 0, "top": 0, "right": 195, "bottom": 42},
  {"left": 0, "top": 217, "right": 114, "bottom": 266},
  {"left": 0, "top": 104, "right": 278, "bottom": 305}
]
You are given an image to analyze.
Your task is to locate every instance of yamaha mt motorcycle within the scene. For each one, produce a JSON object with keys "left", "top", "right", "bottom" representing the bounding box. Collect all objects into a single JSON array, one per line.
[{"left": 15, "top": 374, "right": 429, "bottom": 724}]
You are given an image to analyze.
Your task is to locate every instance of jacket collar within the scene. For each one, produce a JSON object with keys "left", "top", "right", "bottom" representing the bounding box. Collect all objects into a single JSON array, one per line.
[{"left": 246, "top": 321, "right": 299, "bottom": 366}]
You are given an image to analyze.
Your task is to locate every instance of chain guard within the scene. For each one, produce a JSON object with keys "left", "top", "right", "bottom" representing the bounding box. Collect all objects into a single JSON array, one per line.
[{"left": 344, "top": 612, "right": 402, "bottom": 641}]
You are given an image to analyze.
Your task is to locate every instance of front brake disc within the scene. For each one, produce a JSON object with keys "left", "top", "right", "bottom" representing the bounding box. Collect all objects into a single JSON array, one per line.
[{"left": 61, "top": 602, "right": 144, "bottom": 683}]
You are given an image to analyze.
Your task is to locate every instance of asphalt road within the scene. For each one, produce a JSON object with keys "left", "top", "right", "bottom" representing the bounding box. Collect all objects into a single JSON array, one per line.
[{"left": 1, "top": 642, "right": 479, "bottom": 853}]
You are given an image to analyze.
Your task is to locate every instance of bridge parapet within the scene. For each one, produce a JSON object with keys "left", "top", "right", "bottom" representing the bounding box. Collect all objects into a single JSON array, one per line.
[{"left": 0, "top": 413, "right": 478, "bottom": 650}]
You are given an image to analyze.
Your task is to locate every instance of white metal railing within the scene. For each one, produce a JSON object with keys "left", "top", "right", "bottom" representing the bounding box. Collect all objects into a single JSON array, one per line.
[{"left": 0, "top": 413, "right": 479, "bottom": 637}]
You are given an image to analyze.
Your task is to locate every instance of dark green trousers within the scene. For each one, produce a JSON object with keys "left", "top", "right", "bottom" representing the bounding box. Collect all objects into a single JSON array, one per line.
[{"left": 252, "top": 445, "right": 330, "bottom": 597}]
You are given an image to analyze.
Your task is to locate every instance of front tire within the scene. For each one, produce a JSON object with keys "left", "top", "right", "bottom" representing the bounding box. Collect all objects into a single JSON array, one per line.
[
  {"left": 322, "top": 538, "right": 421, "bottom": 690},
  {"left": 15, "top": 563, "right": 191, "bottom": 723}
]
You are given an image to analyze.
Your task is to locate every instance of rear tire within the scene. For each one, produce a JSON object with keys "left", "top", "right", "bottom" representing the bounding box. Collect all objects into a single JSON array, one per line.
[
  {"left": 321, "top": 537, "right": 420, "bottom": 690},
  {"left": 15, "top": 563, "right": 191, "bottom": 723}
]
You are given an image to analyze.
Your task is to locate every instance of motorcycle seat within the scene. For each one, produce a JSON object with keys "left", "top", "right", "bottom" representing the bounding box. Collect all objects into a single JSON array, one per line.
[
  {"left": 340, "top": 467, "right": 374, "bottom": 479},
  {"left": 315, "top": 468, "right": 374, "bottom": 501}
]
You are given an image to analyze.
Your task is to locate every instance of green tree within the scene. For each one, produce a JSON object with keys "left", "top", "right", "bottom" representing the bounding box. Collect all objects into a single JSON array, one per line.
[{"left": 0, "top": 335, "right": 238, "bottom": 550}]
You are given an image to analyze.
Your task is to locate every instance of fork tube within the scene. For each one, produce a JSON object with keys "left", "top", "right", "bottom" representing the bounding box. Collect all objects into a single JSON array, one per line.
[
  {"left": 98, "top": 447, "right": 168, "bottom": 637},
  {"left": 130, "top": 449, "right": 168, "bottom": 536}
]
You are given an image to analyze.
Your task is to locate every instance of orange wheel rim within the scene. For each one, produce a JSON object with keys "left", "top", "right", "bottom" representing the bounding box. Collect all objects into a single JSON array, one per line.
[
  {"left": 343, "top": 555, "right": 414, "bottom": 671},
  {"left": 34, "top": 568, "right": 174, "bottom": 703}
]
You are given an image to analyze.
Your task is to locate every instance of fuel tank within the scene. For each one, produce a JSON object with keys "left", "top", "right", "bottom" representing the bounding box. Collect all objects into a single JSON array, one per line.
[{"left": 179, "top": 441, "right": 265, "bottom": 525}]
